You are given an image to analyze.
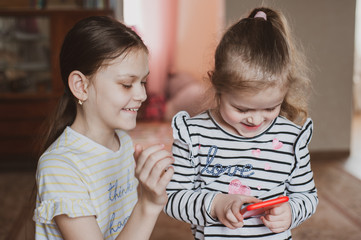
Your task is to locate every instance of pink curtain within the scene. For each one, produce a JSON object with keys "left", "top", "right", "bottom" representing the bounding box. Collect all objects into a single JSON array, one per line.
[
  {"left": 139, "top": 0, "right": 178, "bottom": 95},
  {"left": 126, "top": 0, "right": 223, "bottom": 121},
  {"left": 135, "top": 0, "right": 178, "bottom": 120}
]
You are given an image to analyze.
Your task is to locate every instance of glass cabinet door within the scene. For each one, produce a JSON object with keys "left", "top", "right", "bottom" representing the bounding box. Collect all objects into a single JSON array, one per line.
[{"left": 0, "top": 16, "right": 51, "bottom": 94}]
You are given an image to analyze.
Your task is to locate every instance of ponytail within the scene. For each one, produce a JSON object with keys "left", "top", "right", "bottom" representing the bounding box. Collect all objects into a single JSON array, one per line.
[
  {"left": 211, "top": 7, "right": 311, "bottom": 125},
  {"left": 38, "top": 93, "right": 76, "bottom": 155},
  {"left": 37, "top": 16, "right": 148, "bottom": 156}
]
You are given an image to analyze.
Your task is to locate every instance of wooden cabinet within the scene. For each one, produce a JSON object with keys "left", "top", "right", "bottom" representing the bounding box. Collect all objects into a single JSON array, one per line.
[{"left": 0, "top": 9, "right": 113, "bottom": 169}]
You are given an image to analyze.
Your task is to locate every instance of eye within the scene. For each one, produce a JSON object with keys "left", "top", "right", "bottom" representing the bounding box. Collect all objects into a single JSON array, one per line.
[
  {"left": 265, "top": 107, "right": 277, "bottom": 112},
  {"left": 236, "top": 108, "right": 249, "bottom": 113},
  {"left": 122, "top": 84, "right": 132, "bottom": 89}
]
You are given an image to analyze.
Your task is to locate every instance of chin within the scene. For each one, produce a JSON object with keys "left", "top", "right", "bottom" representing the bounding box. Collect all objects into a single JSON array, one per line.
[
  {"left": 237, "top": 127, "right": 261, "bottom": 138},
  {"left": 123, "top": 123, "right": 137, "bottom": 131},
  {"left": 240, "top": 132, "right": 257, "bottom": 138},
  {"left": 115, "top": 120, "right": 137, "bottom": 131}
]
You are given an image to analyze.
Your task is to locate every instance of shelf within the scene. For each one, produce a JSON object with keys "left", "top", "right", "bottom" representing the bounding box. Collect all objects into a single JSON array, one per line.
[
  {"left": 0, "top": 92, "right": 60, "bottom": 101},
  {"left": 0, "top": 8, "right": 114, "bottom": 162},
  {"left": 13, "top": 62, "right": 49, "bottom": 71},
  {"left": 13, "top": 30, "right": 44, "bottom": 41},
  {"left": 0, "top": 8, "right": 113, "bottom": 17}
]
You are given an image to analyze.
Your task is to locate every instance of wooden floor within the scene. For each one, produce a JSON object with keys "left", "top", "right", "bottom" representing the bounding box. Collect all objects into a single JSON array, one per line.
[{"left": 1, "top": 113, "right": 361, "bottom": 240}]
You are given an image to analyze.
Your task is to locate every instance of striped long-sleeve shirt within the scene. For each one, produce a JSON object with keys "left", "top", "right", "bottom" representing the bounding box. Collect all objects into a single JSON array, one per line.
[
  {"left": 165, "top": 111, "right": 318, "bottom": 240},
  {"left": 33, "top": 126, "right": 138, "bottom": 240}
]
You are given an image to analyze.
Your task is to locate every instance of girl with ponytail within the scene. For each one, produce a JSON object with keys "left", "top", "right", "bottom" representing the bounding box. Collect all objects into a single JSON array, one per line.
[
  {"left": 34, "top": 16, "right": 174, "bottom": 240},
  {"left": 165, "top": 7, "right": 317, "bottom": 239}
]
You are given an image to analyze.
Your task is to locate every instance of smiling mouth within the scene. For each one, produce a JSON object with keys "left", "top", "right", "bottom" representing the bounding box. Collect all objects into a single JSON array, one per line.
[{"left": 242, "top": 122, "right": 262, "bottom": 130}]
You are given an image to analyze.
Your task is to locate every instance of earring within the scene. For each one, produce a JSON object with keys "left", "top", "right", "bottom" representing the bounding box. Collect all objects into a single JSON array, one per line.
[{"left": 78, "top": 99, "right": 83, "bottom": 105}]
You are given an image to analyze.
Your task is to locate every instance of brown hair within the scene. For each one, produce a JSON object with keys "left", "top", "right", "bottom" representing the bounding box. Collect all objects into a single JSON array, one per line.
[
  {"left": 38, "top": 16, "right": 148, "bottom": 155},
  {"left": 208, "top": 7, "right": 311, "bottom": 125}
]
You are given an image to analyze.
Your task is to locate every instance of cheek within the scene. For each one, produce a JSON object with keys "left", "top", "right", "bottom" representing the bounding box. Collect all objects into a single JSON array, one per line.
[
  {"left": 220, "top": 107, "right": 241, "bottom": 124},
  {"left": 103, "top": 87, "right": 128, "bottom": 105},
  {"left": 95, "top": 92, "right": 125, "bottom": 114},
  {"left": 267, "top": 109, "right": 281, "bottom": 120}
]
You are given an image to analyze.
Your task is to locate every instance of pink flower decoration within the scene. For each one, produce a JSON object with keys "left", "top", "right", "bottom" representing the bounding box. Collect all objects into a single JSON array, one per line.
[
  {"left": 272, "top": 138, "right": 283, "bottom": 150},
  {"left": 228, "top": 179, "right": 251, "bottom": 196},
  {"left": 264, "top": 163, "right": 272, "bottom": 170},
  {"left": 252, "top": 149, "right": 261, "bottom": 157}
]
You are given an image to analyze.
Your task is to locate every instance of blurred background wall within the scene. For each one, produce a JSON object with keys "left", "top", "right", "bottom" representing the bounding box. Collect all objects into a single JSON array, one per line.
[
  {"left": 1, "top": 0, "right": 357, "bottom": 155},
  {"left": 225, "top": 0, "right": 355, "bottom": 153},
  {"left": 126, "top": 0, "right": 356, "bottom": 153}
]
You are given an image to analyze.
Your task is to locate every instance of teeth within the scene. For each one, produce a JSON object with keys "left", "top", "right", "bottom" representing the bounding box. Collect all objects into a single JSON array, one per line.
[{"left": 124, "top": 108, "right": 138, "bottom": 112}]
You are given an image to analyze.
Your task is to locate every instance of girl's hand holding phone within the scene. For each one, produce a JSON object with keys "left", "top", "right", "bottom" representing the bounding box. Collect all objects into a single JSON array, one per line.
[
  {"left": 240, "top": 196, "right": 291, "bottom": 233},
  {"left": 260, "top": 199, "right": 292, "bottom": 233},
  {"left": 211, "top": 193, "right": 261, "bottom": 229}
]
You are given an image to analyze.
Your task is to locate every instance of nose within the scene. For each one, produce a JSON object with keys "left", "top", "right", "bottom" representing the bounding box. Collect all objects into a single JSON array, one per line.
[
  {"left": 247, "top": 112, "right": 264, "bottom": 126},
  {"left": 133, "top": 84, "right": 147, "bottom": 102}
]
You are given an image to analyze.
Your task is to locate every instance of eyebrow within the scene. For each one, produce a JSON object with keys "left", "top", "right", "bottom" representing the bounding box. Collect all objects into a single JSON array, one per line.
[
  {"left": 117, "top": 71, "right": 150, "bottom": 80},
  {"left": 234, "top": 102, "right": 283, "bottom": 110}
]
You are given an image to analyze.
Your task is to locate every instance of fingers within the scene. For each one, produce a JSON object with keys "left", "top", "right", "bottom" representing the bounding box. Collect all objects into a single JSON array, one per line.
[
  {"left": 261, "top": 215, "right": 288, "bottom": 233},
  {"left": 263, "top": 205, "right": 283, "bottom": 216},
  {"left": 241, "top": 195, "right": 262, "bottom": 205},
  {"left": 133, "top": 144, "right": 143, "bottom": 164},
  {"left": 216, "top": 195, "right": 290, "bottom": 232},
  {"left": 135, "top": 144, "right": 171, "bottom": 173},
  {"left": 261, "top": 209, "right": 282, "bottom": 233},
  {"left": 214, "top": 194, "right": 254, "bottom": 230},
  {"left": 134, "top": 144, "right": 174, "bottom": 208},
  {"left": 145, "top": 156, "right": 174, "bottom": 189},
  {"left": 261, "top": 202, "right": 292, "bottom": 233},
  {"left": 220, "top": 209, "right": 244, "bottom": 229},
  {"left": 158, "top": 166, "right": 174, "bottom": 189},
  {"left": 227, "top": 206, "right": 245, "bottom": 229},
  {"left": 134, "top": 144, "right": 164, "bottom": 170},
  {"left": 134, "top": 144, "right": 174, "bottom": 187},
  {"left": 231, "top": 201, "right": 244, "bottom": 222},
  {"left": 225, "top": 209, "right": 238, "bottom": 223}
]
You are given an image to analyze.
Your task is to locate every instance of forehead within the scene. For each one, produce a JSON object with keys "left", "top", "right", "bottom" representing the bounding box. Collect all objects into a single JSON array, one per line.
[
  {"left": 99, "top": 49, "right": 149, "bottom": 76},
  {"left": 225, "top": 86, "right": 287, "bottom": 108}
]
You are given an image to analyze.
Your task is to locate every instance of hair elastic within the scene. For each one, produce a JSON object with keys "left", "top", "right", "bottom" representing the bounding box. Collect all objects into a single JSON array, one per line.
[{"left": 254, "top": 11, "right": 267, "bottom": 20}]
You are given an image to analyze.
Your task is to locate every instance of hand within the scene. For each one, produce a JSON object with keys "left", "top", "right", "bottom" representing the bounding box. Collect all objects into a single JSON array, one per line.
[
  {"left": 261, "top": 200, "right": 292, "bottom": 233},
  {"left": 211, "top": 193, "right": 261, "bottom": 229},
  {"left": 134, "top": 144, "right": 174, "bottom": 213}
]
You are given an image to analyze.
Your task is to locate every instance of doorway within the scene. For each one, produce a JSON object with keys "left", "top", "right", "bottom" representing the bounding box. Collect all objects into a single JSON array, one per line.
[{"left": 345, "top": 0, "right": 361, "bottom": 180}]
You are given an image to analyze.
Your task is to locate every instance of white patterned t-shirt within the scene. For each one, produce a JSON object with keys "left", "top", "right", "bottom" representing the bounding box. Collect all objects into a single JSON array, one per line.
[{"left": 33, "top": 127, "right": 138, "bottom": 240}]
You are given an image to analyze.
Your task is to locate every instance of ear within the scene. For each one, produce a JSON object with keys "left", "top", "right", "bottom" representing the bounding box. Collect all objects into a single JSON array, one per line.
[{"left": 68, "top": 70, "right": 89, "bottom": 102}]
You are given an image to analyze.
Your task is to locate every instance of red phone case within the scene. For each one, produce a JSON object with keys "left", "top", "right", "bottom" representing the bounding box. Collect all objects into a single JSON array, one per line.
[{"left": 241, "top": 196, "right": 289, "bottom": 218}]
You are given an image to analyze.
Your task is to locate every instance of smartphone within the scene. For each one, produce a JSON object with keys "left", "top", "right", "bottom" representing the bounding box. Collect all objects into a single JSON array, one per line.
[{"left": 241, "top": 196, "right": 289, "bottom": 219}]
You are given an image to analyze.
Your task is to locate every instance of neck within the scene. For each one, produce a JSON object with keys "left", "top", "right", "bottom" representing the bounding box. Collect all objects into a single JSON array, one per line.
[
  {"left": 71, "top": 113, "right": 120, "bottom": 152},
  {"left": 210, "top": 108, "right": 240, "bottom": 135}
]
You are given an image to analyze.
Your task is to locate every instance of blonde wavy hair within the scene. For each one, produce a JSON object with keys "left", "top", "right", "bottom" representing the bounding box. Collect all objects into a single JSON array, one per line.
[{"left": 207, "top": 7, "right": 311, "bottom": 125}]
